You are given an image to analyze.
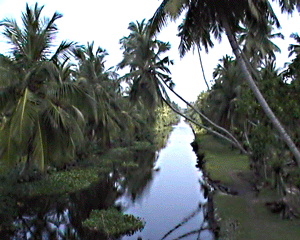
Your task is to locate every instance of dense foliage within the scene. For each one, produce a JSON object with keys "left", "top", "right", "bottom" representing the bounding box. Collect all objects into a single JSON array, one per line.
[
  {"left": 0, "top": 4, "right": 179, "bottom": 179},
  {"left": 189, "top": 37, "right": 300, "bottom": 201},
  {"left": 2, "top": 0, "right": 300, "bottom": 238},
  {"left": 0, "top": 4, "right": 180, "bottom": 238}
]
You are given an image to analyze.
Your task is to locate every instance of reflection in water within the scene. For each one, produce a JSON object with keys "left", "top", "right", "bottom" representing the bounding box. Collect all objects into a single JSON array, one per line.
[
  {"left": 120, "top": 118, "right": 213, "bottom": 240},
  {"left": 119, "top": 149, "right": 158, "bottom": 203},
  {"left": 0, "top": 144, "right": 160, "bottom": 239},
  {"left": 5, "top": 175, "right": 119, "bottom": 239},
  {"left": 0, "top": 118, "right": 212, "bottom": 239}
]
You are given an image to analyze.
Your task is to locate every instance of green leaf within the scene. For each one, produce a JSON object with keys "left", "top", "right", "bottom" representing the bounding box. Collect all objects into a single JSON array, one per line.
[{"left": 32, "top": 118, "right": 45, "bottom": 171}]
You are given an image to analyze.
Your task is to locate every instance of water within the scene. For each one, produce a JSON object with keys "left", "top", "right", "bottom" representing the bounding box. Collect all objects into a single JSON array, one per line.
[
  {"left": 0, "top": 118, "right": 213, "bottom": 239},
  {"left": 120, "top": 118, "right": 213, "bottom": 240}
]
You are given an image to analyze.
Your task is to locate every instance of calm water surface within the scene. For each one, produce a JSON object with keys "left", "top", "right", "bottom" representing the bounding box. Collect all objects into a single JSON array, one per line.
[
  {"left": 120, "top": 118, "right": 213, "bottom": 240},
  {"left": 0, "top": 118, "right": 213, "bottom": 240}
]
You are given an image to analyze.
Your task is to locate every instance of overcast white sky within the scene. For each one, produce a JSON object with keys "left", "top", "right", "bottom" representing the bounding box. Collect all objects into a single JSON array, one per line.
[{"left": 0, "top": 0, "right": 299, "bottom": 107}]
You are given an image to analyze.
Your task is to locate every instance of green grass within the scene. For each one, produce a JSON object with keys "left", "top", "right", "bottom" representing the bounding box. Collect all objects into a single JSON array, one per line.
[
  {"left": 215, "top": 193, "right": 300, "bottom": 240},
  {"left": 198, "top": 135, "right": 249, "bottom": 185},
  {"left": 197, "top": 134, "right": 300, "bottom": 240},
  {"left": 249, "top": 201, "right": 300, "bottom": 240},
  {"left": 213, "top": 194, "right": 247, "bottom": 240}
]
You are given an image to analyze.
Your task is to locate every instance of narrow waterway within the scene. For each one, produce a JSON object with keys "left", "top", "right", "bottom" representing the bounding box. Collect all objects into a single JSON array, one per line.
[
  {"left": 0, "top": 118, "right": 214, "bottom": 239},
  {"left": 120, "top": 118, "right": 213, "bottom": 240}
]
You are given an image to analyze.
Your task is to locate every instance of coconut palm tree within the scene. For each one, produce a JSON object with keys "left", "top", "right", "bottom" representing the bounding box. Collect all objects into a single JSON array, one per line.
[
  {"left": 282, "top": 33, "right": 300, "bottom": 81},
  {"left": 177, "top": 21, "right": 210, "bottom": 90},
  {"left": 203, "top": 55, "right": 244, "bottom": 131},
  {"left": 119, "top": 19, "right": 248, "bottom": 153},
  {"left": 118, "top": 19, "right": 173, "bottom": 112},
  {"left": 73, "top": 42, "right": 125, "bottom": 149},
  {"left": 149, "top": 0, "right": 300, "bottom": 166},
  {"left": 0, "top": 3, "right": 88, "bottom": 177},
  {"left": 238, "top": 21, "right": 284, "bottom": 68}
]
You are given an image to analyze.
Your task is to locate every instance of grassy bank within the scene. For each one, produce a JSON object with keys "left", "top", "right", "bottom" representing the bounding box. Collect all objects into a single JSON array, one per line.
[{"left": 195, "top": 134, "right": 300, "bottom": 240}]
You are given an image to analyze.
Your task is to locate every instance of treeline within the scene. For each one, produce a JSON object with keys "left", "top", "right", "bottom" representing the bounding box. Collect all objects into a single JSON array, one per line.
[
  {"left": 189, "top": 40, "right": 300, "bottom": 196},
  {"left": 0, "top": 3, "right": 179, "bottom": 179}
]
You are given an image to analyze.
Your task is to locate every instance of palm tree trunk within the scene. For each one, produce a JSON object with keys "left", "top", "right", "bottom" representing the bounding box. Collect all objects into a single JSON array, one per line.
[
  {"left": 161, "top": 80, "right": 247, "bottom": 154},
  {"left": 162, "top": 98, "right": 248, "bottom": 154},
  {"left": 197, "top": 45, "right": 210, "bottom": 90},
  {"left": 221, "top": 15, "right": 300, "bottom": 167}
]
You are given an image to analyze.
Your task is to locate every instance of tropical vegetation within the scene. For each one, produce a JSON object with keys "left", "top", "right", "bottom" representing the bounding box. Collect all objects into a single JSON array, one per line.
[
  {"left": 2, "top": 0, "right": 300, "bottom": 238},
  {"left": 0, "top": 3, "right": 179, "bottom": 238}
]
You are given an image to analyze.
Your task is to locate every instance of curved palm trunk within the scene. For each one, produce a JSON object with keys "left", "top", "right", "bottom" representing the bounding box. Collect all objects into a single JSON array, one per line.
[
  {"left": 197, "top": 45, "right": 210, "bottom": 90},
  {"left": 161, "top": 80, "right": 247, "bottom": 154},
  {"left": 221, "top": 16, "right": 300, "bottom": 167}
]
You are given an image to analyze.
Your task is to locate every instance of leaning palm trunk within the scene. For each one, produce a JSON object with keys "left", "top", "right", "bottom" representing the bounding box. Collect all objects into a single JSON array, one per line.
[
  {"left": 221, "top": 15, "right": 300, "bottom": 167},
  {"left": 161, "top": 80, "right": 247, "bottom": 154},
  {"left": 162, "top": 98, "right": 248, "bottom": 154},
  {"left": 197, "top": 45, "right": 209, "bottom": 90}
]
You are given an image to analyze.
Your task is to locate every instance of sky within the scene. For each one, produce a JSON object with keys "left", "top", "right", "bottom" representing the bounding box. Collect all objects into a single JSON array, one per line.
[{"left": 0, "top": 0, "right": 299, "bottom": 107}]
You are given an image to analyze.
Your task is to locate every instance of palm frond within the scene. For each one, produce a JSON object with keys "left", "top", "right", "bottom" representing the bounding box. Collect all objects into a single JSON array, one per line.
[
  {"left": 149, "top": 0, "right": 188, "bottom": 37},
  {"left": 0, "top": 88, "right": 36, "bottom": 165},
  {"left": 51, "top": 40, "right": 76, "bottom": 64},
  {"left": 149, "top": 0, "right": 171, "bottom": 37},
  {"left": 275, "top": 0, "right": 300, "bottom": 14},
  {"left": 32, "top": 118, "right": 45, "bottom": 171},
  {"left": 0, "top": 126, "right": 19, "bottom": 166},
  {"left": 11, "top": 88, "right": 35, "bottom": 143},
  {"left": 0, "top": 86, "right": 19, "bottom": 111},
  {"left": 0, "top": 18, "right": 25, "bottom": 55}
]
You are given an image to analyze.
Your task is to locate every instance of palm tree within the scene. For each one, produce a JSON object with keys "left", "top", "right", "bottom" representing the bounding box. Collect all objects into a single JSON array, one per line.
[
  {"left": 282, "top": 33, "right": 300, "bottom": 81},
  {"left": 73, "top": 42, "right": 124, "bottom": 149},
  {"left": 149, "top": 0, "right": 300, "bottom": 166},
  {"left": 119, "top": 19, "right": 247, "bottom": 153},
  {"left": 238, "top": 21, "right": 284, "bottom": 68},
  {"left": 203, "top": 55, "right": 243, "bottom": 130},
  {"left": 178, "top": 21, "right": 210, "bottom": 90},
  {"left": 0, "top": 3, "right": 87, "bottom": 177},
  {"left": 118, "top": 19, "right": 173, "bottom": 112}
]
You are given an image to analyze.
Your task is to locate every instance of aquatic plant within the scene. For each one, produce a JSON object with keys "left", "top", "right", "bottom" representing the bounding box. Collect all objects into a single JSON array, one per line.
[
  {"left": 82, "top": 208, "right": 145, "bottom": 237},
  {"left": 21, "top": 167, "right": 101, "bottom": 196}
]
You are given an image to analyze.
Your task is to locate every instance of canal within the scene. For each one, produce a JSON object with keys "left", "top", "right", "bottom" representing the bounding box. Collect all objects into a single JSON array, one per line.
[
  {"left": 0, "top": 118, "right": 214, "bottom": 240},
  {"left": 120, "top": 118, "right": 213, "bottom": 239}
]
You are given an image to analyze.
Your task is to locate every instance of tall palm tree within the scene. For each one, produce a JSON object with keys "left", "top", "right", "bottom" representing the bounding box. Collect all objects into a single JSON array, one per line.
[
  {"left": 73, "top": 42, "right": 123, "bottom": 148},
  {"left": 204, "top": 55, "right": 243, "bottom": 130},
  {"left": 0, "top": 3, "right": 87, "bottom": 177},
  {"left": 149, "top": 0, "right": 300, "bottom": 166},
  {"left": 119, "top": 19, "right": 247, "bottom": 153},
  {"left": 178, "top": 21, "right": 210, "bottom": 90},
  {"left": 238, "top": 21, "right": 284, "bottom": 68},
  {"left": 118, "top": 20, "right": 173, "bottom": 112}
]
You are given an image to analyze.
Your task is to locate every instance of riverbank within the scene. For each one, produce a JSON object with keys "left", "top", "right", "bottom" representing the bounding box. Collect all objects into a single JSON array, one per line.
[
  {"left": 121, "top": 118, "right": 212, "bottom": 240},
  {"left": 0, "top": 114, "right": 180, "bottom": 238},
  {"left": 194, "top": 134, "right": 300, "bottom": 240}
]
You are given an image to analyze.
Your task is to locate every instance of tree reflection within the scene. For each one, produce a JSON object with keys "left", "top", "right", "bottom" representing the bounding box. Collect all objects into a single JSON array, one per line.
[
  {"left": 119, "top": 149, "right": 158, "bottom": 202},
  {"left": 0, "top": 124, "right": 172, "bottom": 239},
  {"left": 0, "top": 146, "right": 160, "bottom": 239},
  {"left": 159, "top": 201, "right": 211, "bottom": 240}
]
